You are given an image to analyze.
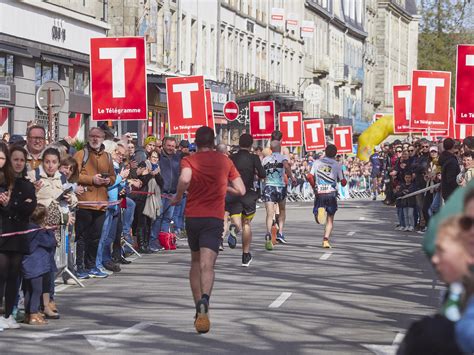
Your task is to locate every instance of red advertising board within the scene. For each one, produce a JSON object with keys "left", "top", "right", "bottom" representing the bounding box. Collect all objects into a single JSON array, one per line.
[
  {"left": 410, "top": 70, "right": 451, "bottom": 131},
  {"left": 333, "top": 126, "right": 353, "bottom": 154},
  {"left": 279, "top": 112, "right": 302, "bottom": 146},
  {"left": 249, "top": 101, "right": 275, "bottom": 139},
  {"left": 448, "top": 107, "right": 474, "bottom": 139},
  {"left": 393, "top": 85, "right": 412, "bottom": 133},
  {"left": 166, "top": 75, "right": 207, "bottom": 135},
  {"left": 303, "top": 119, "right": 326, "bottom": 151},
  {"left": 90, "top": 37, "right": 147, "bottom": 121},
  {"left": 455, "top": 45, "right": 474, "bottom": 124},
  {"left": 205, "top": 89, "right": 215, "bottom": 131}
]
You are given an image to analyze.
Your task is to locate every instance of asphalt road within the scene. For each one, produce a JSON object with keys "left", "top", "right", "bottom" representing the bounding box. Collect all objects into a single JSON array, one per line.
[{"left": 0, "top": 200, "right": 440, "bottom": 355}]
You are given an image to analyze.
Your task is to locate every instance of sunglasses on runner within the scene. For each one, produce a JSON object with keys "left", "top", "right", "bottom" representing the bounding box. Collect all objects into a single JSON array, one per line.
[{"left": 460, "top": 216, "right": 474, "bottom": 230}]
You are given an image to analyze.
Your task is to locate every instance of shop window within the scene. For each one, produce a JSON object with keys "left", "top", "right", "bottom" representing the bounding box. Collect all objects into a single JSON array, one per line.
[
  {"left": 0, "top": 54, "right": 13, "bottom": 82},
  {"left": 83, "top": 71, "right": 90, "bottom": 95},
  {"left": 75, "top": 70, "right": 84, "bottom": 94},
  {"left": 35, "top": 62, "right": 60, "bottom": 87}
]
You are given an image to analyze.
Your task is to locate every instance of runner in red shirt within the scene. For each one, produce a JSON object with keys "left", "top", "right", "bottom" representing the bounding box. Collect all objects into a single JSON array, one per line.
[{"left": 171, "top": 126, "right": 245, "bottom": 334}]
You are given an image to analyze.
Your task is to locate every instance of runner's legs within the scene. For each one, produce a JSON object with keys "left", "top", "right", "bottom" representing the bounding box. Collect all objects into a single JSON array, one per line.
[
  {"left": 265, "top": 202, "right": 276, "bottom": 234},
  {"left": 241, "top": 216, "right": 253, "bottom": 253},
  {"left": 324, "top": 214, "right": 335, "bottom": 240},
  {"left": 277, "top": 200, "right": 286, "bottom": 234},
  {"left": 189, "top": 248, "right": 218, "bottom": 304}
]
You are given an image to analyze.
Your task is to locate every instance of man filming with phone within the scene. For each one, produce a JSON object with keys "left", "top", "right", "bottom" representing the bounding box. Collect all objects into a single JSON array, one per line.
[{"left": 73, "top": 127, "right": 116, "bottom": 279}]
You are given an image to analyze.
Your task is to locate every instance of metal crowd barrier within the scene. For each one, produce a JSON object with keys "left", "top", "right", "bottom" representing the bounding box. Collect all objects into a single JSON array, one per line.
[
  {"left": 55, "top": 225, "right": 85, "bottom": 288},
  {"left": 286, "top": 178, "right": 374, "bottom": 202}
]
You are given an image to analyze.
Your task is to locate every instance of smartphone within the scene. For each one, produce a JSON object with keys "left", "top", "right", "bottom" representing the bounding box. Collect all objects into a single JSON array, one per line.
[
  {"left": 101, "top": 172, "right": 110, "bottom": 178},
  {"left": 0, "top": 187, "right": 6, "bottom": 194},
  {"left": 56, "top": 187, "right": 73, "bottom": 202}
]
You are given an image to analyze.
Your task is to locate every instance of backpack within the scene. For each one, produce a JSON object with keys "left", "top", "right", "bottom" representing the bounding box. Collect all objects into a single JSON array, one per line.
[
  {"left": 81, "top": 147, "right": 112, "bottom": 170},
  {"left": 35, "top": 167, "right": 67, "bottom": 185}
]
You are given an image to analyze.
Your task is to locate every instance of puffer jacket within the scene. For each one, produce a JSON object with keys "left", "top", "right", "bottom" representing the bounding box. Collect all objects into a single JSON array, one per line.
[
  {"left": 74, "top": 144, "right": 116, "bottom": 211},
  {"left": 22, "top": 224, "right": 56, "bottom": 279}
]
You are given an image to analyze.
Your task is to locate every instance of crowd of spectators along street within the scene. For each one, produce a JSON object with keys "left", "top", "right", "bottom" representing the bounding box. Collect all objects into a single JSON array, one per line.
[{"left": 0, "top": 124, "right": 195, "bottom": 328}]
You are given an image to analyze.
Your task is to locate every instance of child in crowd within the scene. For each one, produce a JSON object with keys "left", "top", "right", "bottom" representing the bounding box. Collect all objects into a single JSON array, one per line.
[
  {"left": 22, "top": 204, "right": 56, "bottom": 325},
  {"left": 394, "top": 173, "right": 417, "bottom": 232}
]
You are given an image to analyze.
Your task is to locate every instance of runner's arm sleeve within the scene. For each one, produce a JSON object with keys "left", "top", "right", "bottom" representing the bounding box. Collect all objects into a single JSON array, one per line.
[{"left": 254, "top": 155, "right": 266, "bottom": 179}]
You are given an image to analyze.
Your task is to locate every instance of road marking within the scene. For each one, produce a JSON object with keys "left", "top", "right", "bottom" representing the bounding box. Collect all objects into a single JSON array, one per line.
[
  {"left": 268, "top": 292, "right": 292, "bottom": 308},
  {"left": 359, "top": 217, "right": 366, "bottom": 221},
  {"left": 319, "top": 252, "right": 332, "bottom": 260},
  {"left": 362, "top": 344, "right": 398, "bottom": 355},
  {"left": 84, "top": 322, "right": 153, "bottom": 350},
  {"left": 392, "top": 332, "right": 404, "bottom": 345},
  {"left": 347, "top": 231, "right": 355, "bottom": 236}
]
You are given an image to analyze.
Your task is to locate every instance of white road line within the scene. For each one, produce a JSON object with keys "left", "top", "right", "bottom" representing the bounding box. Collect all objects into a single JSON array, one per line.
[
  {"left": 268, "top": 292, "right": 292, "bottom": 308},
  {"left": 359, "top": 217, "right": 366, "bottom": 221},
  {"left": 347, "top": 231, "right": 355, "bottom": 236},
  {"left": 392, "top": 332, "right": 404, "bottom": 345},
  {"left": 319, "top": 252, "right": 332, "bottom": 260}
]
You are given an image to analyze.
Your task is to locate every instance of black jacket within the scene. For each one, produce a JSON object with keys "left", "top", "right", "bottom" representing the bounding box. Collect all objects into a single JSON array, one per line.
[
  {"left": 439, "top": 151, "right": 461, "bottom": 201},
  {"left": 0, "top": 177, "right": 37, "bottom": 253},
  {"left": 230, "top": 150, "right": 266, "bottom": 190},
  {"left": 159, "top": 151, "right": 181, "bottom": 193}
]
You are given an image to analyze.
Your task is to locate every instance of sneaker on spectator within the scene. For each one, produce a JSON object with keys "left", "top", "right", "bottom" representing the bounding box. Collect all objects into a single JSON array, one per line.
[
  {"left": 88, "top": 268, "right": 109, "bottom": 278},
  {"left": 76, "top": 270, "right": 90, "bottom": 279},
  {"left": 98, "top": 266, "right": 113, "bottom": 276},
  {"left": 104, "top": 261, "right": 121, "bottom": 273},
  {"left": 0, "top": 315, "right": 20, "bottom": 329},
  {"left": 149, "top": 245, "right": 165, "bottom": 253},
  {"left": 407, "top": 226, "right": 414, "bottom": 232}
]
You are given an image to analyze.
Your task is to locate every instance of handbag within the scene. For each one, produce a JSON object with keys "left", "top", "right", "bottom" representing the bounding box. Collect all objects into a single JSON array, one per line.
[{"left": 158, "top": 231, "right": 176, "bottom": 250}]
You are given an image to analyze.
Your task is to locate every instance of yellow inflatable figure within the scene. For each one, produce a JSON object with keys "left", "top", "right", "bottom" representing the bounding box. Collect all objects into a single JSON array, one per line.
[{"left": 357, "top": 115, "right": 394, "bottom": 161}]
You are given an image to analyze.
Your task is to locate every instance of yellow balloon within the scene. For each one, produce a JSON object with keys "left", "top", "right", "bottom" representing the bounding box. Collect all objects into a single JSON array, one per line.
[{"left": 357, "top": 115, "right": 394, "bottom": 161}]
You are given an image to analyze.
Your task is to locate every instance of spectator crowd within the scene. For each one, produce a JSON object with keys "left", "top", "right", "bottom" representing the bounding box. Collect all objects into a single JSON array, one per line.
[{"left": 0, "top": 123, "right": 473, "bottom": 353}]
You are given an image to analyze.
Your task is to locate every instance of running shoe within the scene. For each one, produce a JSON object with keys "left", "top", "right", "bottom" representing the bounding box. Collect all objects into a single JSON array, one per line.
[
  {"left": 76, "top": 270, "right": 90, "bottom": 280},
  {"left": 227, "top": 224, "right": 238, "bottom": 249},
  {"left": 322, "top": 239, "right": 332, "bottom": 249},
  {"left": 88, "top": 268, "right": 109, "bottom": 279},
  {"left": 194, "top": 298, "right": 210, "bottom": 334},
  {"left": 242, "top": 253, "right": 253, "bottom": 267},
  {"left": 276, "top": 233, "right": 288, "bottom": 244},
  {"left": 316, "top": 207, "right": 327, "bottom": 225},
  {"left": 265, "top": 233, "right": 273, "bottom": 251}
]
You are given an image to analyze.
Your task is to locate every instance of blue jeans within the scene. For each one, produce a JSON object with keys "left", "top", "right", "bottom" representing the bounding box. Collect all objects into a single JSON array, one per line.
[
  {"left": 96, "top": 207, "right": 119, "bottom": 268},
  {"left": 122, "top": 197, "right": 136, "bottom": 250},
  {"left": 397, "top": 207, "right": 405, "bottom": 227},
  {"left": 429, "top": 191, "right": 442, "bottom": 216},
  {"left": 150, "top": 196, "right": 175, "bottom": 248},
  {"left": 172, "top": 195, "right": 186, "bottom": 232},
  {"left": 102, "top": 212, "right": 119, "bottom": 264}
]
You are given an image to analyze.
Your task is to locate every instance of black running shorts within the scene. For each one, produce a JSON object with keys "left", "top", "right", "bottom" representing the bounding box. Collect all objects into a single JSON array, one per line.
[
  {"left": 225, "top": 190, "right": 258, "bottom": 218},
  {"left": 313, "top": 192, "right": 338, "bottom": 216},
  {"left": 185, "top": 217, "right": 224, "bottom": 253}
]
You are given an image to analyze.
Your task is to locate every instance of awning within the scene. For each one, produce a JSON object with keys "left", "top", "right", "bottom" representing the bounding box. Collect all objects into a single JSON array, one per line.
[
  {"left": 236, "top": 91, "right": 303, "bottom": 111},
  {"left": 147, "top": 66, "right": 185, "bottom": 77},
  {"left": 41, "top": 54, "right": 73, "bottom": 67},
  {"left": 0, "top": 42, "right": 32, "bottom": 58},
  {"left": 71, "top": 59, "right": 90, "bottom": 67}
]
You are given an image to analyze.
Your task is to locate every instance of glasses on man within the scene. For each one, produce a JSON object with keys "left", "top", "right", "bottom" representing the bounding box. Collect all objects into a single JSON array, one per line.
[
  {"left": 422, "top": 145, "right": 430, "bottom": 149},
  {"left": 396, "top": 149, "right": 402, "bottom": 153},
  {"left": 28, "top": 136, "right": 45, "bottom": 141},
  {"left": 408, "top": 149, "right": 414, "bottom": 153}
]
